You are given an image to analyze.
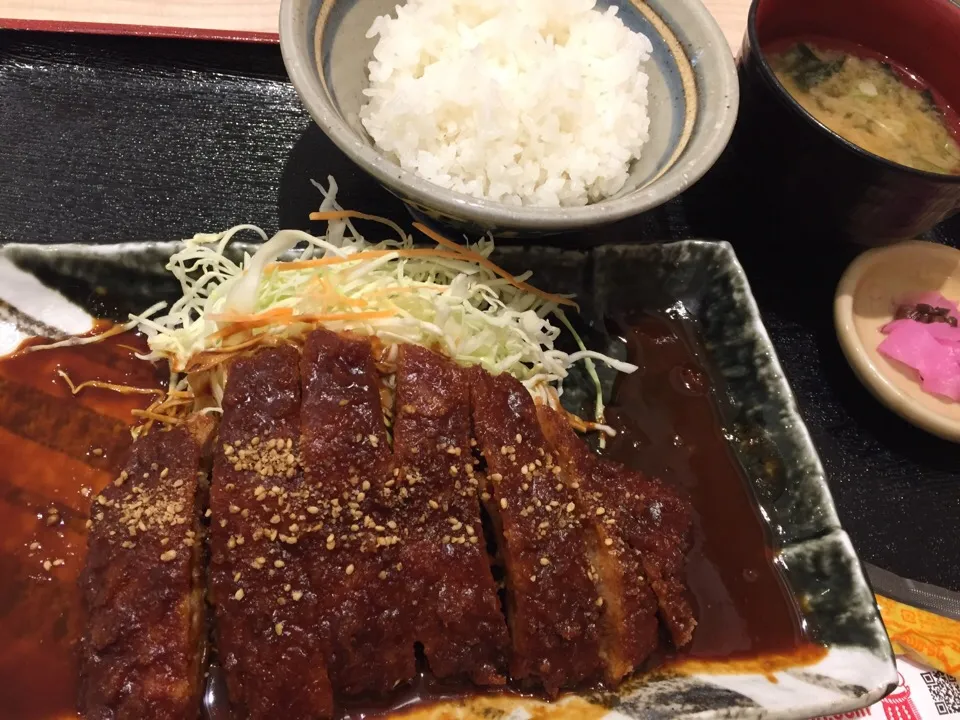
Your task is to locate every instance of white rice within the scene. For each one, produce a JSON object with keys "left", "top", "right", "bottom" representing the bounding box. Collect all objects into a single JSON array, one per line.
[{"left": 359, "top": 0, "right": 653, "bottom": 208}]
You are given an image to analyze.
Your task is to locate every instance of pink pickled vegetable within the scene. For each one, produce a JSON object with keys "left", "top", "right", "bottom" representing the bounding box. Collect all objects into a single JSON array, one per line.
[
  {"left": 878, "top": 292, "right": 960, "bottom": 402},
  {"left": 881, "top": 319, "right": 960, "bottom": 343}
]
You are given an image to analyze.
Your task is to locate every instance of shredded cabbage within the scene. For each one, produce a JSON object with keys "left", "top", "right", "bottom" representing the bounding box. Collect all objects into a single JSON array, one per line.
[{"left": 130, "top": 177, "right": 636, "bottom": 428}]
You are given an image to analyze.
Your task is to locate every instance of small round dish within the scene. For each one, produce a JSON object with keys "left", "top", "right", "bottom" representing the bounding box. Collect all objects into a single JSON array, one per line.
[{"left": 834, "top": 241, "right": 960, "bottom": 442}]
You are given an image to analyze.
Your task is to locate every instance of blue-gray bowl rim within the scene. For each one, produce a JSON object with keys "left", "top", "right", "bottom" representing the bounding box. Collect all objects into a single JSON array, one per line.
[{"left": 280, "top": 0, "right": 740, "bottom": 232}]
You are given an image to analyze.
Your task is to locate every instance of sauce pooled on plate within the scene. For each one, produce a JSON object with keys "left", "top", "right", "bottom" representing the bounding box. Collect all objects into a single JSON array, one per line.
[
  {"left": 0, "top": 329, "right": 163, "bottom": 720},
  {"left": 605, "top": 315, "right": 815, "bottom": 665}
]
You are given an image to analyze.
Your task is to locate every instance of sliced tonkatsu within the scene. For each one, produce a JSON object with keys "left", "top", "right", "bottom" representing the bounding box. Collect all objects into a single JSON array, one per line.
[
  {"left": 209, "top": 345, "right": 334, "bottom": 720},
  {"left": 537, "top": 405, "right": 696, "bottom": 650},
  {"left": 299, "top": 329, "right": 417, "bottom": 697},
  {"left": 609, "top": 470, "right": 696, "bottom": 648},
  {"left": 81, "top": 326, "right": 696, "bottom": 715},
  {"left": 536, "top": 406, "right": 663, "bottom": 683},
  {"left": 81, "top": 417, "right": 213, "bottom": 720},
  {"left": 469, "top": 368, "right": 604, "bottom": 696},
  {"left": 392, "top": 344, "right": 509, "bottom": 686}
]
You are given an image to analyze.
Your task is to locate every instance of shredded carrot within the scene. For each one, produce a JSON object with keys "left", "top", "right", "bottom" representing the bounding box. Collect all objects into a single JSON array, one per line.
[
  {"left": 308, "top": 209, "right": 408, "bottom": 239},
  {"left": 186, "top": 354, "right": 243, "bottom": 375},
  {"left": 538, "top": 386, "right": 594, "bottom": 435},
  {"left": 306, "top": 275, "right": 368, "bottom": 309},
  {"left": 209, "top": 309, "right": 397, "bottom": 341},
  {"left": 264, "top": 309, "right": 395, "bottom": 325},
  {"left": 207, "top": 308, "right": 298, "bottom": 339},
  {"left": 56, "top": 369, "right": 165, "bottom": 397},
  {"left": 267, "top": 243, "right": 577, "bottom": 308},
  {"left": 267, "top": 246, "right": 575, "bottom": 312},
  {"left": 210, "top": 307, "right": 294, "bottom": 324},
  {"left": 270, "top": 217, "right": 576, "bottom": 307},
  {"left": 153, "top": 397, "right": 193, "bottom": 410},
  {"left": 20, "top": 322, "right": 131, "bottom": 355},
  {"left": 131, "top": 409, "right": 182, "bottom": 425},
  {"left": 208, "top": 316, "right": 290, "bottom": 340},
  {"left": 129, "top": 392, "right": 192, "bottom": 429},
  {"left": 554, "top": 396, "right": 613, "bottom": 436},
  {"left": 564, "top": 410, "right": 591, "bottom": 434},
  {"left": 184, "top": 336, "right": 269, "bottom": 371},
  {"left": 412, "top": 223, "right": 473, "bottom": 255},
  {"left": 189, "top": 309, "right": 400, "bottom": 373},
  {"left": 412, "top": 223, "right": 578, "bottom": 308}
]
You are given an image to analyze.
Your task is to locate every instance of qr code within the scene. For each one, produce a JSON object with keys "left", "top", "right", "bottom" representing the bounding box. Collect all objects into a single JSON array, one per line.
[{"left": 922, "top": 670, "right": 960, "bottom": 716}]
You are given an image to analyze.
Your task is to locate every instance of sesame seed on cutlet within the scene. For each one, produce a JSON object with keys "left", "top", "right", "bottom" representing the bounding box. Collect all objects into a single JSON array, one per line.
[{"left": 225, "top": 436, "right": 300, "bottom": 479}]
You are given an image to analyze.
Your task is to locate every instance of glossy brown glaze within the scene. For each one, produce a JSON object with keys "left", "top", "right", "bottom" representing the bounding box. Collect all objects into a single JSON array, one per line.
[
  {"left": 392, "top": 345, "right": 509, "bottom": 686},
  {"left": 0, "top": 331, "right": 164, "bottom": 720},
  {"left": 469, "top": 369, "right": 604, "bottom": 696},
  {"left": 80, "top": 421, "right": 211, "bottom": 720},
  {"left": 536, "top": 406, "right": 671, "bottom": 684},
  {"left": 209, "top": 345, "right": 334, "bottom": 719},
  {"left": 300, "top": 329, "right": 417, "bottom": 697},
  {"left": 605, "top": 315, "right": 808, "bottom": 662}
]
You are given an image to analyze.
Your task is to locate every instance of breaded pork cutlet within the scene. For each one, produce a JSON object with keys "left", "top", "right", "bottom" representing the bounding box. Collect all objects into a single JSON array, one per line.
[
  {"left": 300, "top": 329, "right": 416, "bottom": 697},
  {"left": 612, "top": 472, "right": 696, "bottom": 648},
  {"left": 536, "top": 406, "right": 662, "bottom": 683},
  {"left": 81, "top": 416, "right": 214, "bottom": 720},
  {"left": 392, "top": 344, "right": 509, "bottom": 686},
  {"left": 469, "top": 368, "right": 604, "bottom": 696},
  {"left": 209, "top": 346, "right": 334, "bottom": 719},
  {"left": 540, "top": 408, "right": 697, "bottom": 658}
]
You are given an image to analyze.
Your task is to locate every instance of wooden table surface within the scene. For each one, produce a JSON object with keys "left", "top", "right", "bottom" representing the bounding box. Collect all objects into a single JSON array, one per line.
[{"left": 0, "top": 0, "right": 750, "bottom": 50}]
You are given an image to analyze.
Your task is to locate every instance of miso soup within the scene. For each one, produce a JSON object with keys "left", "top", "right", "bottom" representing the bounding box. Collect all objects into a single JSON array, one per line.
[{"left": 767, "top": 40, "right": 960, "bottom": 175}]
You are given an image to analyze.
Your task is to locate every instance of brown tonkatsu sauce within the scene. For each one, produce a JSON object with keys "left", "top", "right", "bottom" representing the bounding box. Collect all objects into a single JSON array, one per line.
[
  {"left": 604, "top": 314, "right": 810, "bottom": 663},
  {"left": 0, "top": 330, "right": 164, "bottom": 720},
  {"left": 0, "top": 312, "right": 816, "bottom": 720}
]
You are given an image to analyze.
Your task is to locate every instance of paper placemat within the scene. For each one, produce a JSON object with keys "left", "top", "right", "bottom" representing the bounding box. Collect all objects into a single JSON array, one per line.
[{"left": 0, "top": 0, "right": 749, "bottom": 49}]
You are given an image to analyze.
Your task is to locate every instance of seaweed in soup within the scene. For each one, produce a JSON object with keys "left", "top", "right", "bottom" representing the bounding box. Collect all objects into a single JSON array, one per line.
[
  {"left": 768, "top": 39, "right": 960, "bottom": 175},
  {"left": 781, "top": 44, "right": 845, "bottom": 92}
]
